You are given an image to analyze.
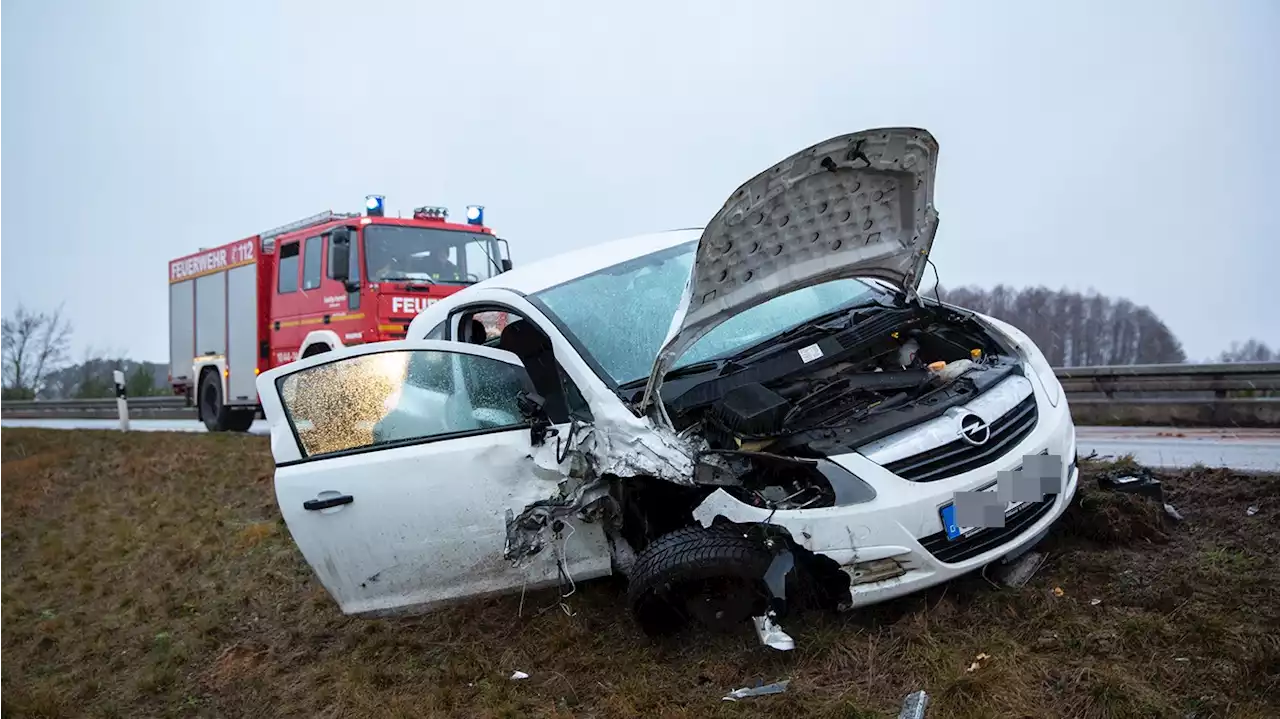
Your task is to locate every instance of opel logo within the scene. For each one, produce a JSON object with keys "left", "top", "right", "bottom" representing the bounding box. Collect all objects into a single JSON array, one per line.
[{"left": 959, "top": 413, "right": 991, "bottom": 446}]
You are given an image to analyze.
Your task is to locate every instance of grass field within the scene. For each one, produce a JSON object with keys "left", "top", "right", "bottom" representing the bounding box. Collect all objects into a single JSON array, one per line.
[{"left": 2, "top": 428, "right": 1278, "bottom": 718}]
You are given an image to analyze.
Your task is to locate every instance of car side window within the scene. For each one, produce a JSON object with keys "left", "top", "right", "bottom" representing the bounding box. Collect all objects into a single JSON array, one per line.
[
  {"left": 278, "top": 242, "right": 300, "bottom": 293},
  {"left": 277, "top": 349, "right": 532, "bottom": 459},
  {"left": 423, "top": 321, "right": 447, "bottom": 340},
  {"left": 453, "top": 306, "right": 594, "bottom": 422}
]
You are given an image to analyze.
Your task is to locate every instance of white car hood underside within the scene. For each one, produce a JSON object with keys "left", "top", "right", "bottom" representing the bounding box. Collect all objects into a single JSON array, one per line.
[{"left": 642, "top": 127, "right": 940, "bottom": 413}]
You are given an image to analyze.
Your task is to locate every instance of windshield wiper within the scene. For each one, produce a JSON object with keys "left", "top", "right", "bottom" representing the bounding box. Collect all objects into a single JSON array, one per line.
[
  {"left": 726, "top": 298, "right": 887, "bottom": 362},
  {"left": 617, "top": 360, "right": 725, "bottom": 391},
  {"left": 383, "top": 274, "right": 436, "bottom": 284}
]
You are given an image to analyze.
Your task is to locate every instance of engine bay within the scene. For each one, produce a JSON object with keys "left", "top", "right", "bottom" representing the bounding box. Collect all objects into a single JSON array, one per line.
[{"left": 660, "top": 300, "right": 1023, "bottom": 510}]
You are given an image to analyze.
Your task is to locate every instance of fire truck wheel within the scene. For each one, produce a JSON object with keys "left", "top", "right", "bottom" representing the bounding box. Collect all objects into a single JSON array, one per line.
[
  {"left": 225, "top": 410, "right": 256, "bottom": 432},
  {"left": 199, "top": 370, "right": 234, "bottom": 432}
]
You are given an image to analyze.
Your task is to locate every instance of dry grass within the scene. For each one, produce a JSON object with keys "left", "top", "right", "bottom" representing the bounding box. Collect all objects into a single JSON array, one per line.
[{"left": 2, "top": 428, "right": 1278, "bottom": 718}]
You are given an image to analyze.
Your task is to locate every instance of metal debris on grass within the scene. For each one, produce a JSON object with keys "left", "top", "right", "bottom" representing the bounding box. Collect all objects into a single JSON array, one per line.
[
  {"left": 1247, "top": 505, "right": 1260, "bottom": 516},
  {"left": 722, "top": 679, "right": 791, "bottom": 701},
  {"left": 898, "top": 689, "right": 930, "bottom": 719}
]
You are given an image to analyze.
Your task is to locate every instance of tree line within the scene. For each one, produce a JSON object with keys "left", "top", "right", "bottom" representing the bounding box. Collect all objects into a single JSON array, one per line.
[
  {"left": 1, "top": 293, "right": 1275, "bottom": 399},
  {"left": 2, "top": 304, "right": 169, "bottom": 400}
]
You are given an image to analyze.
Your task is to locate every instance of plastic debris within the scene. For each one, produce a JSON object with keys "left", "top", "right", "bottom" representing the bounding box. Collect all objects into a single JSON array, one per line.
[
  {"left": 1052, "top": 586, "right": 1065, "bottom": 597},
  {"left": 1164, "top": 503, "right": 1185, "bottom": 521},
  {"left": 752, "top": 612, "right": 796, "bottom": 651},
  {"left": 723, "top": 679, "right": 791, "bottom": 701},
  {"left": 1090, "top": 598, "right": 1102, "bottom": 606},
  {"left": 1247, "top": 505, "right": 1260, "bottom": 517},
  {"left": 510, "top": 670, "right": 530, "bottom": 681},
  {"left": 993, "top": 550, "right": 1045, "bottom": 588},
  {"left": 966, "top": 652, "right": 992, "bottom": 673},
  {"left": 898, "top": 689, "right": 930, "bottom": 719},
  {"left": 1096, "top": 466, "right": 1164, "bottom": 502}
]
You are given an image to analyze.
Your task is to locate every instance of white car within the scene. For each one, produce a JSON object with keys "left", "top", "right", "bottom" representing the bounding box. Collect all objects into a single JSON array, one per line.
[{"left": 258, "top": 127, "right": 1078, "bottom": 649}]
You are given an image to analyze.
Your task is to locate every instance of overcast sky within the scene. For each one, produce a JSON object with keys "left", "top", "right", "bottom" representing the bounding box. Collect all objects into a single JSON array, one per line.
[{"left": 3, "top": 0, "right": 1277, "bottom": 363}]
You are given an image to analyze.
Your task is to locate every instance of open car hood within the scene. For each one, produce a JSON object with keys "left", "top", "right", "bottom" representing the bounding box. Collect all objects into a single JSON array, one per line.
[{"left": 640, "top": 128, "right": 940, "bottom": 415}]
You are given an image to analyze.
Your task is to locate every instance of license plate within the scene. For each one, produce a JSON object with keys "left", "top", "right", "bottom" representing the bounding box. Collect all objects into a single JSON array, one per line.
[
  {"left": 940, "top": 494, "right": 1025, "bottom": 541},
  {"left": 938, "top": 452, "right": 1059, "bottom": 541}
]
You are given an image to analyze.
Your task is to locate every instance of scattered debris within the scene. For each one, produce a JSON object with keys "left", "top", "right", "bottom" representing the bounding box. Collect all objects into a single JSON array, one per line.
[
  {"left": 1174, "top": 657, "right": 1191, "bottom": 663},
  {"left": 1096, "top": 466, "right": 1165, "bottom": 502},
  {"left": 1052, "top": 586, "right": 1065, "bottom": 597},
  {"left": 1246, "top": 505, "right": 1260, "bottom": 517},
  {"left": 966, "top": 652, "right": 992, "bottom": 672},
  {"left": 510, "top": 671, "right": 530, "bottom": 681},
  {"left": 722, "top": 679, "right": 791, "bottom": 701},
  {"left": 992, "top": 550, "right": 1045, "bottom": 588},
  {"left": 1164, "top": 503, "right": 1185, "bottom": 521},
  {"left": 898, "top": 689, "right": 930, "bottom": 719},
  {"left": 1090, "top": 598, "right": 1102, "bottom": 606},
  {"left": 752, "top": 612, "right": 796, "bottom": 651}
]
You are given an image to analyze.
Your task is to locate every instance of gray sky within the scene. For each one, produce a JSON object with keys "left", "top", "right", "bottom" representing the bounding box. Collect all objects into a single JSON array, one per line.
[{"left": 3, "top": 0, "right": 1277, "bottom": 363}]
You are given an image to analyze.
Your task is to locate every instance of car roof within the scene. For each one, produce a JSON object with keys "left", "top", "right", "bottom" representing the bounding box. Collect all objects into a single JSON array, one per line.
[{"left": 479, "top": 228, "right": 703, "bottom": 295}]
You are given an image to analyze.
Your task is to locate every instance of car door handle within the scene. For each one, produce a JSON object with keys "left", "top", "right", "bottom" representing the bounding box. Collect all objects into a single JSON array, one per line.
[{"left": 304, "top": 495, "right": 354, "bottom": 511}]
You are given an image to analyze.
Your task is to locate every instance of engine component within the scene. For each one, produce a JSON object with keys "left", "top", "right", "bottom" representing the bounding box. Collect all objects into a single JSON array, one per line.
[{"left": 709, "top": 383, "right": 790, "bottom": 437}]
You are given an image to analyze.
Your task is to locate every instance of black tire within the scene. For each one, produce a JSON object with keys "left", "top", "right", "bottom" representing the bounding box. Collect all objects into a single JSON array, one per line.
[
  {"left": 199, "top": 370, "right": 231, "bottom": 432},
  {"left": 301, "top": 344, "right": 330, "bottom": 359},
  {"left": 225, "top": 410, "right": 256, "bottom": 432},
  {"left": 626, "top": 525, "right": 774, "bottom": 637}
]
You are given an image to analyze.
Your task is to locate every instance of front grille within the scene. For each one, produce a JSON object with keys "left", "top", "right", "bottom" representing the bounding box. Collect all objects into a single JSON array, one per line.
[
  {"left": 883, "top": 394, "right": 1039, "bottom": 483},
  {"left": 918, "top": 493, "right": 1058, "bottom": 564}
]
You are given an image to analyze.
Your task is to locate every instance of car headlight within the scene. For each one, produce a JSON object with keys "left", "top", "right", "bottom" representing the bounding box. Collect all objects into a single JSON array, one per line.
[{"left": 981, "top": 315, "right": 1061, "bottom": 407}]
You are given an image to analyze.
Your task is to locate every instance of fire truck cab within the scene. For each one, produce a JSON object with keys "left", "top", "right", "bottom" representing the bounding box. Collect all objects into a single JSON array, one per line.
[{"left": 168, "top": 197, "right": 511, "bottom": 432}]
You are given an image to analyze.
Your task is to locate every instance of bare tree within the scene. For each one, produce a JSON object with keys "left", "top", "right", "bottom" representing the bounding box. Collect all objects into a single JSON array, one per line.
[
  {"left": 1, "top": 304, "right": 73, "bottom": 399},
  {"left": 939, "top": 285, "right": 1186, "bottom": 367},
  {"left": 1217, "top": 339, "right": 1276, "bottom": 363}
]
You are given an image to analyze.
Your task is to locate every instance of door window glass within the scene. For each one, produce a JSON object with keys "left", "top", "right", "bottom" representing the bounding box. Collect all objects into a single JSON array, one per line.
[
  {"left": 277, "top": 350, "right": 530, "bottom": 458},
  {"left": 303, "top": 236, "right": 324, "bottom": 290},
  {"left": 278, "top": 242, "right": 300, "bottom": 293}
]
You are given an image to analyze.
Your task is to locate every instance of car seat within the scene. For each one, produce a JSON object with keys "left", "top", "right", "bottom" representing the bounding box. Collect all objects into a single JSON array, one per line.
[{"left": 497, "top": 320, "right": 569, "bottom": 422}]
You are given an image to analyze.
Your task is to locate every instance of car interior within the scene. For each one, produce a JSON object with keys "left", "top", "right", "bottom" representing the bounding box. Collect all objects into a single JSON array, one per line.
[{"left": 453, "top": 308, "right": 591, "bottom": 424}]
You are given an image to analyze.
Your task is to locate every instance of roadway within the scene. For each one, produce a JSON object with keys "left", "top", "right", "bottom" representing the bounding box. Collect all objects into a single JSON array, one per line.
[{"left": 2, "top": 418, "right": 1277, "bottom": 472}]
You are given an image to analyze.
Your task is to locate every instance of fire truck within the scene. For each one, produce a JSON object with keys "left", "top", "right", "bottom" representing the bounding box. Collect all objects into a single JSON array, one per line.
[{"left": 168, "top": 196, "right": 512, "bottom": 432}]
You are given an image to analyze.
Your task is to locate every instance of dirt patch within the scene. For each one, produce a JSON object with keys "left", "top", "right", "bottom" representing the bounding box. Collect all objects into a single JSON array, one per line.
[{"left": 2, "top": 429, "right": 1278, "bottom": 718}]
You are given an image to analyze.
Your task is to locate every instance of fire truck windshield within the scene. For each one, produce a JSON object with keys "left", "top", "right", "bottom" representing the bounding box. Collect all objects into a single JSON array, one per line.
[{"left": 363, "top": 225, "right": 503, "bottom": 284}]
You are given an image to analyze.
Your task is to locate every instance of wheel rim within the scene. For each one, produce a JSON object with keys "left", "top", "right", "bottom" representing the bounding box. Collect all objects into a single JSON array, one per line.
[{"left": 678, "top": 577, "right": 766, "bottom": 632}]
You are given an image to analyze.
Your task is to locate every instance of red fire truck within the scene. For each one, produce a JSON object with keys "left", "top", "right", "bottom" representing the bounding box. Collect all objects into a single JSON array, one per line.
[{"left": 168, "top": 196, "right": 512, "bottom": 432}]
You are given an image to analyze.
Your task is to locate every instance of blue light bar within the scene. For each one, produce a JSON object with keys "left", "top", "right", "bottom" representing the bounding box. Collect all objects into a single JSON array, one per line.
[
  {"left": 365, "top": 195, "right": 385, "bottom": 217},
  {"left": 465, "top": 205, "right": 485, "bottom": 225}
]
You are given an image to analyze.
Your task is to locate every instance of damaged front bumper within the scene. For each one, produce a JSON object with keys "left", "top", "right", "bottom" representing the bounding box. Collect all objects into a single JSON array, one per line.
[{"left": 693, "top": 382, "right": 1078, "bottom": 630}]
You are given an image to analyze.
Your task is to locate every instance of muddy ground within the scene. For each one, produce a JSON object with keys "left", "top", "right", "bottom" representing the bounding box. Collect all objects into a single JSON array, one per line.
[{"left": 2, "top": 428, "right": 1277, "bottom": 718}]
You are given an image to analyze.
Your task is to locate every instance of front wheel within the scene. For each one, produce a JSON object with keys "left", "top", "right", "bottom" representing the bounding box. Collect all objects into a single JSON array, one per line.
[{"left": 626, "top": 525, "right": 774, "bottom": 637}]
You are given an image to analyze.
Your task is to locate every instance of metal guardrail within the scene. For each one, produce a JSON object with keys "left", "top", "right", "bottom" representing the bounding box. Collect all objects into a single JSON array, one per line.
[{"left": 2, "top": 362, "right": 1278, "bottom": 426}]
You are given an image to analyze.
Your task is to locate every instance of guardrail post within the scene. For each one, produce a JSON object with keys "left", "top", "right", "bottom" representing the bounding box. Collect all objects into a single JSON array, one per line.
[{"left": 113, "top": 370, "right": 129, "bottom": 431}]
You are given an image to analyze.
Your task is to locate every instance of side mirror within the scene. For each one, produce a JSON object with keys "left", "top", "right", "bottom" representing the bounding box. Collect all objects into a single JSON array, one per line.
[
  {"left": 501, "top": 258, "right": 513, "bottom": 273},
  {"left": 329, "top": 229, "right": 351, "bottom": 282}
]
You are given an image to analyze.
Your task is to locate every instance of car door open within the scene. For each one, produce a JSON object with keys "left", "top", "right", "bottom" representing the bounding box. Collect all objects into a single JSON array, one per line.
[{"left": 257, "top": 340, "right": 612, "bottom": 618}]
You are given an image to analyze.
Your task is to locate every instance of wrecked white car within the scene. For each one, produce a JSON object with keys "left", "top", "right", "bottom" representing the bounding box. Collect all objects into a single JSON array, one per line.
[{"left": 258, "top": 127, "right": 1079, "bottom": 649}]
